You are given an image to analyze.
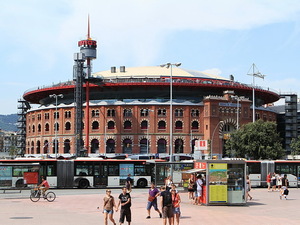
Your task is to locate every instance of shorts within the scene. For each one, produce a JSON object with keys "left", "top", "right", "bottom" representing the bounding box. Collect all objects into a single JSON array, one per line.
[
  {"left": 162, "top": 206, "right": 173, "bottom": 219},
  {"left": 194, "top": 191, "right": 198, "bottom": 198},
  {"left": 173, "top": 207, "right": 181, "bottom": 215},
  {"left": 103, "top": 209, "right": 114, "bottom": 214},
  {"left": 119, "top": 208, "right": 131, "bottom": 223},
  {"left": 147, "top": 200, "right": 158, "bottom": 210},
  {"left": 188, "top": 188, "right": 194, "bottom": 192},
  {"left": 197, "top": 189, "right": 202, "bottom": 197}
]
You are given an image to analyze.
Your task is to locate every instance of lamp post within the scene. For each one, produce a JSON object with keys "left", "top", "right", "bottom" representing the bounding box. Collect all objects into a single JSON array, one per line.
[
  {"left": 49, "top": 94, "right": 64, "bottom": 158},
  {"left": 247, "top": 63, "right": 265, "bottom": 123},
  {"left": 160, "top": 62, "right": 181, "bottom": 178},
  {"left": 210, "top": 120, "right": 223, "bottom": 159},
  {"left": 231, "top": 95, "right": 243, "bottom": 130}
]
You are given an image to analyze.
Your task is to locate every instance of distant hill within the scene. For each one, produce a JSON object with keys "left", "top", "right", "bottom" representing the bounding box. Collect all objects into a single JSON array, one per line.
[{"left": 0, "top": 114, "right": 18, "bottom": 132}]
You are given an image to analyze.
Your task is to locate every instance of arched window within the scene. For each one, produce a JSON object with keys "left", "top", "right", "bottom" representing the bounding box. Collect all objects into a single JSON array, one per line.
[
  {"left": 45, "top": 123, "right": 50, "bottom": 132},
  {"left": 52, "top": 139, "right": 59, "bottom": 154},
  {"left": 175, "top": 121, "right": 183, "bottom": 129},
  {"left": 175, "top": 109, "right": 183, "bottom": 117},
  {"left": 192, "top": 121, "right": 199, "bottom": 130},
  {"left": 106, "top": 139, "right": 115, "bottom": 153},
  {"left": 141, "top": 120, "right": 148, "bottom": 129},
  {"left": 32, "top": 125, "right": 35, "bottom": 133},
  {"left": 123, "top": 109, "right": 132, "bottom": 117},
  {"left": 43, "top": 140, "right": 49, "bottom": 154},
  {"left": 158, "top": 120, "right": 166, "bottom": 129},
  {"left": 92, "top": 121, "right": 99, "bottom": 130},
  {"left": 123, "top": 139, "right": 132, "bottom": 154},
  {"left": 65, "top": 122, "right": 71, "bottom": 130},
  {"left": 108, "top": 121, "right": 115, "bottom": 129},
  {"left": 64, "top": 139, "right": 70, "bottom": 154},
  {"left": 91, "top": 139, "right": 99, "bottom": 153},
  {"left": 175, "top": 139, "right": 184, "bottom": 153},
  {"left": 64, "top": 111, "right": 71, "bottom": 118},
  {"left": 54, "top": 122, "right": 59, "bottom": 131},
  {"left": 191, "top": 109, "right": 199, "bottom": 117},
  {"left": 157, "top": 139, "right": 167, "bottom": 153},
  {"left": 124, "top": 120, "right": 132, "bottom": 130},
  {"left": 38, "top": 124, "right": 41, "bottom": 132},
  {"left": 158, "top": 109, "right": 166, "bottom": 116},
  {"left": 36, "top": 140, "right": 41, "bottom": 154},
  {"left": 107, "top": 109, "right": 116, "bottom": 117},
  {"left": 140, "top": 138, "right": 148, "bottom": 154},
  {"left": 92, "top": 110, "right": 100, "bottom": 117},
  {"left": 31, "top": 141, "right": 34, "bottom": 154}
]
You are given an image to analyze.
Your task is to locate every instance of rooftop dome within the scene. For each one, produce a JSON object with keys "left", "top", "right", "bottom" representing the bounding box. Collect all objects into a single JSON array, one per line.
[{"left": 92, "top": 66, "right": 229, "bottom": 80}]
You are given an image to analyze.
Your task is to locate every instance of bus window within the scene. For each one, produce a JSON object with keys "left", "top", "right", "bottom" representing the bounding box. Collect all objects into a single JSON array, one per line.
[
  {"left": 276, "top": 164, "right": 297, "bottom": 176},
  {"left": 13, "top": 166, "right": 29, "bottom": 177},
  {"left": 135, "top": 165, "right": 147, "bottom": 176},
  {"left": 248, "top": 162, "right": 261, "bottom": 174},
  {"left": 108, "top": 165, "right": 119, "bottom": 176},
  {"left": 47, "top": 164, "right": 56, "bottom": 176},
  {"left": 76, "top": 164, "right": 93, "bottom": 176}
]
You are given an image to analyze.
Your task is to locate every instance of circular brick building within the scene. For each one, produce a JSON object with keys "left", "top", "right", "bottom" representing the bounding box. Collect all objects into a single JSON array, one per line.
[{"left": 23, "top": 66, "right": 280, "bottom": 159}]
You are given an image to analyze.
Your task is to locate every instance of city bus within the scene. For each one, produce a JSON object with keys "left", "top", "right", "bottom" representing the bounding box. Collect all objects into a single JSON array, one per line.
[
  {"left": 246, "top": 160, "right": 300, "bottom": 187},
  {"left": 0, "top": 158, "right": 164, "bottom": 189}
]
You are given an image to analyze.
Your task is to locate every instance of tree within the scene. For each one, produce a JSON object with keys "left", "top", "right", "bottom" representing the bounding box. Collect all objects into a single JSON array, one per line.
[
  {"left": 290, "top": 136, "right": 300, "bottom": 157},
  {"left": 225, "top": 120, "right": 285, "bottom": 160}
]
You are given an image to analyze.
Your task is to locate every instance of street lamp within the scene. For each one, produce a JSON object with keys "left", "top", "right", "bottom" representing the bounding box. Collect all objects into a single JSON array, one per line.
[
  {"left": 231, "top": 95, "right": 243, "bottom": 130},
  {"left": 210, "top": 120, "right": 224, "bottom": 159},
  {"left": 160, "top": 62, "right": 181, "bottom": 178},
  {"left": 247, "top": 63, "right": 265, "bottom": 123},
  {"left": 49, "top": 94, "right": 63, "bottom": 158}
]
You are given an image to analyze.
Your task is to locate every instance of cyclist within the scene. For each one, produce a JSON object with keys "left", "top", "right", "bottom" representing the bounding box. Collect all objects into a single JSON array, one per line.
[{"left": 38, "top": 176, "right": 50, "bottom": 197}]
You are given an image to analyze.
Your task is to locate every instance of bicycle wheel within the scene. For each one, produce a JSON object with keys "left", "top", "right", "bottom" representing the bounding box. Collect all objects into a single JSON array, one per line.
[
  {"left": 30, "top": 191, "right": 41, "bottom": 202},
  {"left": 46, "top": 192, "right": 56, "bottom": 202}
]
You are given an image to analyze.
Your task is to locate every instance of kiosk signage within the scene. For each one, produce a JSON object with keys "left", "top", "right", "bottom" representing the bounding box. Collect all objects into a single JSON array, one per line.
[{"left": 208, "top": 163, "right": 228, "bottom": 203}]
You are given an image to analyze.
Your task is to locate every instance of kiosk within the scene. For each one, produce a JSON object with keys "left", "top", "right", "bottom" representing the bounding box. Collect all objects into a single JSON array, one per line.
[{"left": 185, "top": 159, "right": 247, "bottom": 206}]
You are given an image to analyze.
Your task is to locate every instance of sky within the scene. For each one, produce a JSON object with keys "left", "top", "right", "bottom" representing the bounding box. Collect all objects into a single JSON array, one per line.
[{"left": 1, "top": 0, "right": 300, "bottom": 115}]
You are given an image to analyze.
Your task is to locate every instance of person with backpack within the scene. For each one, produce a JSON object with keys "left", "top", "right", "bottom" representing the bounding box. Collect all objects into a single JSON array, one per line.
[{"left": 160, "top": 186, "right": 174, "bottom": 225}]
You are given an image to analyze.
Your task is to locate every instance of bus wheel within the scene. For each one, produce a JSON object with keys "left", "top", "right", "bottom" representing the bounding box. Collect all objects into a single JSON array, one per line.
[
  {"left": 78, "top": 179, "right": 89, "bottom": 189},
  {"left": 16, "top": 179, "right": 26, "bottom": 188},
  {"left": 137, "top": 178, "right": 147, "bottom": 188}
]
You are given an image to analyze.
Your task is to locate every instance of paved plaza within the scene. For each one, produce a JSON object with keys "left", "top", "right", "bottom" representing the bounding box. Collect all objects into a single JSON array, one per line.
[{"left": 0, "top": 187, "right": 300, "bottom": 225}]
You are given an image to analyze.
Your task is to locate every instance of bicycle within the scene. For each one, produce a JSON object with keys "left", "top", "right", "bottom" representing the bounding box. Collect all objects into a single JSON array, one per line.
[{"left": 30, "top": 188, "right": 56, "bottom": 202}]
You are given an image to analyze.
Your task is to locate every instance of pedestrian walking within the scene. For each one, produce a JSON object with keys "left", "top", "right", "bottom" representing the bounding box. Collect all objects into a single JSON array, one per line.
[
  {"left": 102, "top": 189, "right": 117, "bottom": 225},
  {"left": 117, "top": 187, "right": 132, "bottom": 225},
  {"left": 280, "top": 174, "right": 289, "bottom": 200},
  {"left": 271, "top": 173, "right": 277, "bottom": 191},
  {"left": 126, "top": 174, "right": 133, "bottom": 193},
  {"left": 246, "top": 175, "right": 253, "bottom": 200},
  {"left": 195, "top": 174, "right": 203, "bottom": 205},
  {"left": 165, "top": 175, "right": 173, "bottom": 191},
  {"left": 266, "top": 172, "right": 271, "bottom": 191},
  {"left": 160, "top": 186, "right": 174, "bottom": 225},
  {"left": 187, "top": 174, "right": 195, "bottom": 200},
  {"left": 171, "top": 189, "right": 181, "bottom": 225},
  {"left": 146, "top": 182, "right": 162, "bottom": 219}
]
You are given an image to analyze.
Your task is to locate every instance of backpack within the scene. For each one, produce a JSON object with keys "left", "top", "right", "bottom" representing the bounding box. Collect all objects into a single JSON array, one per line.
[{"left": 163, "top": 191, "right": 173, "bottom": 206}]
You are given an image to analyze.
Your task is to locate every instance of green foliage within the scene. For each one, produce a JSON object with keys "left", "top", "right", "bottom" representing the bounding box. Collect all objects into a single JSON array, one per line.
[
  {"left": 290, "top": 136, "right": 300, "bottom": 156},
  {"left": 225, "top": 120, "right": 284, "bottom": 160}
]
